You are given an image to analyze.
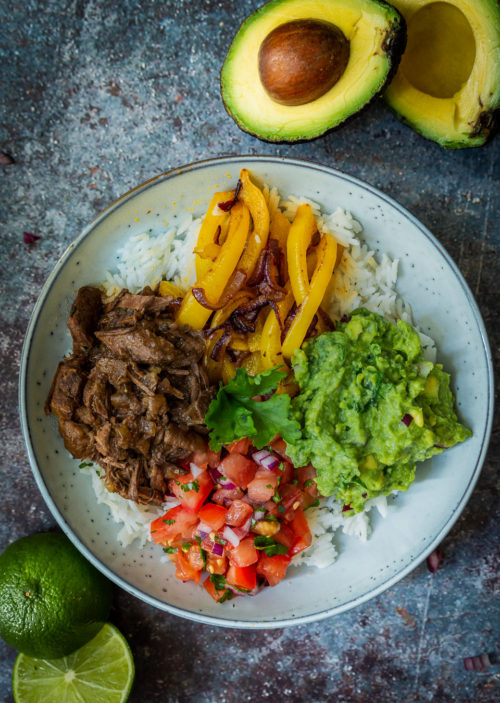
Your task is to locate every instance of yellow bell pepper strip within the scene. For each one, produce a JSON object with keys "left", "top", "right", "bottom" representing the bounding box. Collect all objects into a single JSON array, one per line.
[
  {"left": 222, "top": 357, "right": 237, "bottom": 385},
  {"left": 241, "top": 351, "right": 264, "bottom": 377},
  {"left": 287, "top": 204, "right": 319, "bottom": 305},
  {"left": 282, "top": 233, "right": 337, "bottom": 360},
  {"left": 236, "top": 169, "right": 270, "bottom": 280},
  {"left": 176, "top": 201, "right": 250, "bottom": 329},
  {"left": 195, "top": 191, "right": 234, "bottom": 279},
  {"left": 158, "top": 280, "right": 184, "bottom": 298},
  {"left": 260, "top": 287, "right": 295, "bottom": 369}
]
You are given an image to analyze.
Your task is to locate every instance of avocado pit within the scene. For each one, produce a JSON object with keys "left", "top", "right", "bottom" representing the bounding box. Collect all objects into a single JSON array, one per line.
[{"left": 258, "top": 19, "right": 350, "bottom": 106}]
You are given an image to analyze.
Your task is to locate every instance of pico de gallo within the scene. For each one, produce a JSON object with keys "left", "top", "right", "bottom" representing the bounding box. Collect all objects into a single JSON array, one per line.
[{"left": 150, "top": 437, "right": 318, "bottom": 602}]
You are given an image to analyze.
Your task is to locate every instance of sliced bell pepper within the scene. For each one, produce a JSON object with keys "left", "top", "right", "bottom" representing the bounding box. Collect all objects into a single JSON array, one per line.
[
  {"left": 176, "top": 201, "right": 250, "bottom": 329},
  {"left": 287, "top": 204, "right": 318, "bottom": 306},
  {"left": 195, "top": 191, "right": 234, "bottom": 279},
  {"left": 260, "top": 286, "right": 294, "bottom": 370},
  {"left": 158, "top": 280, "right": 184, "bottom": 298},
  {"left": 235, "top": 168, "right": 270, "bottom": 280},
  {"left": 282, "top": 233, "right": 337, "bottom": 359}
]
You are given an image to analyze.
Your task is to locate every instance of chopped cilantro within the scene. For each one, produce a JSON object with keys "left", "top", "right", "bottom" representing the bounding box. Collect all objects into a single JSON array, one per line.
[
  {"left": 277, "top": 504, "right": 286, "bottom": 514},
  {"left": 163, "top": 519, "right": 175, "bottom": 525},
  {"left": 205, "top": 367, "right": 301, "bottom": 451},
  {"left": 163, "top": 546, "right": 178, "bottom": 554},
  {"left": 210, "top": 573, "right": 227, "bottom": 591},
  {"left": 182, "top": 542, "right": 192, "bottom": 551},
  {"left": 195, "top": 536, "right": 207, "bottom": 567},
  {"left": 214, "top": 535, "right": 227, "bottom": 545},
  {"left": 272, "top": 492, "right": 281, "bottom": 504},
  {"left": 218, "top": 589, "right": 234, "bottom": 603},
  {"left": 79, "top": 461, "right": 93, "bottom": 468},
  {"left": 266, "top": 484, "right": 273, "bottom": 489},
  {"left": 178, "top": 479, "right": 200, "bottom": 493},
  {"left": 254, "top": 535, "right": 288, "bottom": 557},
  {"left": 304, "top": 498, "right": 320, "bottom": 510},
  {"left": 303, "top": 479, "right": 314, "bottom": 488}
]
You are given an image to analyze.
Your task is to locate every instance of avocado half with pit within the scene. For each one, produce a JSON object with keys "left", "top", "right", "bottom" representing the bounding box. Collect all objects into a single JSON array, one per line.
[
  {"left": 220, "top": 0, "right": 407, "bottom": 142},
  {"left": 384, "top": 0, "right": 500, "bottom": 148}
]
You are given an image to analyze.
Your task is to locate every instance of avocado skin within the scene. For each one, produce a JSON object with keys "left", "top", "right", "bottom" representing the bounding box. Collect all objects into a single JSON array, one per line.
[{"left": 220, "top": 0, "right": 407, "bottom": 143}]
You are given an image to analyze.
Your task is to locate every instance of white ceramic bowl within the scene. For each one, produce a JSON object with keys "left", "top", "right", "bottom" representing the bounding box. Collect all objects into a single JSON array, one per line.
[{"left": 20, "top": 156, "right": 494, "bottom": 628}]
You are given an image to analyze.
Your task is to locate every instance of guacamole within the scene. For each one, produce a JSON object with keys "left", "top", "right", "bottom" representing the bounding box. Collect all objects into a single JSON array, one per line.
[{"left": 286, "top": 308, "right": 471, "bottom": 513}]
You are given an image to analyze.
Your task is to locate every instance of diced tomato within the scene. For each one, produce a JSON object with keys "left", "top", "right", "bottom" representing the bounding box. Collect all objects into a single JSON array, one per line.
[
  {"left": 185, "top": 542, "right": 205, "bottom": 571},
  {"left": 247, "top": 469, "right": 279, "bottom": 503},
  {"left": 192, "top": 449, "right": 221, "bottom": 469},
  {"left": 211, "top": 486, "right": 244, "bottom": 506},
  {"left": 297, "top": 464, "right": 319, "bottom": 497},
  {"left": 278, "top": 460, "right": 294, "bottom": 486},
  {"left": 278, "top": 483, "right": 305, "bottom": 521},
  {"left": 289, "top": 507, "right": 312, "bottom": 556},
  {"left": 269, "top": 436, "right": 291, "bottom": 461},
  {"left": 172, "top": 549, "right": 202, "bottom": 583},
  {"left": 150, "top": 505, "right": 199, "bottom": 547},
  {"left": 206, "top": 553, "right": 227, "bottom": 575},
  {"left": 256, "top": 553, "right": 291, "bottom": 587},
  {"left": 168, "top": 470, "right": 213, "bottom": 513},
  {"left": 203, "top": 576, "right": 230, "bottom": 602},
  {"left": 227, "top": 438, "right": 250, "bottom": 455},
  {"left": 198, "top": 503, "right": 228, "bottom": 530},
  {"left": 273, "top": 522, "right": 296, "bottom": 551},
  {"left": 263, "top": 499, "right": 279, "bottom": 517},
  {"left": 219, "top": 453, "right": 256, "bottom": 490},
  {"left": 225, "top": 499, "right": 253, "bottom": 527},
  {"left": 226, "top": 564, "right": 257, "bottom": 591},
  {"left": 228, "top": 536, "right": 258, "bottom": 567}
]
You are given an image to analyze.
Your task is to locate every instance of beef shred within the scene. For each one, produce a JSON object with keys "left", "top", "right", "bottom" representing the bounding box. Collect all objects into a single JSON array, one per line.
[{"left": 46, "top": 286, "right": 215, "bottom": 505}]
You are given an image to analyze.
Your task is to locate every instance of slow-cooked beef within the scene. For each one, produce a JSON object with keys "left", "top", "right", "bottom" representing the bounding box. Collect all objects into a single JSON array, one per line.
[{"left": 46, "top": 285, "right": 216, "bottom": 505}]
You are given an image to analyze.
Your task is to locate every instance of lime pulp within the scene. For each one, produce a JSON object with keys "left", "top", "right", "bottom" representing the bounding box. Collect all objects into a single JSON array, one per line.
[{"left": 12, "top": 623, "right": 134, "bottom": 703}]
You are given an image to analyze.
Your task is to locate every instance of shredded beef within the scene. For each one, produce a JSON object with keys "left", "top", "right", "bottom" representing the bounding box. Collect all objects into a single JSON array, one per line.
[{"left": 46, "top": 286, "right": 216, "bottom": 505}]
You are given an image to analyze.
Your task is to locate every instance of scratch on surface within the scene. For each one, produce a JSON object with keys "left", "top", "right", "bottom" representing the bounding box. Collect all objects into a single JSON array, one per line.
[
  {"left": 475, "top": 150, "right": 495, "bottom": 297},
  {"left": 413, "top": 577, "right": 433, "bottom": 698}
]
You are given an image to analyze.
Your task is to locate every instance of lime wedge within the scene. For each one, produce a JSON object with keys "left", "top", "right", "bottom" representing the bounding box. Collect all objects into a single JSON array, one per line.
[{"left": 12, "top": 623, "right": 134, "bottom": 703}]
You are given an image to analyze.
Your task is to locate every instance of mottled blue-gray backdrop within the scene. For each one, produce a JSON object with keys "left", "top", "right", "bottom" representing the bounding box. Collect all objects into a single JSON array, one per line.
[{"left": 1, "top": 1, "right": 498, "bottom": 701}]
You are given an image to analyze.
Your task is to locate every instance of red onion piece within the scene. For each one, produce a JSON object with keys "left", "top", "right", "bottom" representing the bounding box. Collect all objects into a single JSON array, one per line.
[
  {"left": 463, "top": 653, "right": 495, "bottom": 671},
  {"left": 252, "top": 449, "right": 279, "bottom": 470},
  {"left": 219, "top": 476, "right": 237, "bottom": 490},
  {"left": 189, "top": 463, "right": 204, "bottom": 479},
  {"left": 426, "top": 547, "right": 443, "bottom": 573},
  {"left": 233, "top": 516, "right": 252, "bottom": 539},
  {"left": 401, "top": 413, "right": 413, "bottom": 427},
  {"left": 222, "top": 525, "right": 241, "bottom": 548},
  {"left": 163, "top": 497, "right": 181, "bottom": 509},
  {"left": 208, "top": 467, "right": 222, "bottom": 483},
  {"left": 0, "top": 151, "right": 15, "bottom": 165},
  {"left": 211, "top": 541, "right": 224, "bottom": 556},
  {"left": 198, "top": 530, "right": 209, "bottom": 541},
  {"left": 23, "top": 231, "right": 41, "bottom": 244},
  {"left": 197, "top": 522, "right": 213, "bottom": 538}
]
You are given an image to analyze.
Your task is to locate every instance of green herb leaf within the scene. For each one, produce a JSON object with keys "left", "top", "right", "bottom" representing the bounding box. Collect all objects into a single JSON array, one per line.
[
  {"left": 163, "top": 546, "right": 178, "bottom": 554},
  {"left": 163, "top": 519, "right": 175, "bottom": 525},
  {"left": 182, "top": 542, "right": 192, "bottom": 551},
  {"left": 210, "top": 573, "right": 227, "bottom": 591},
  {"left": 253, "top": 535, "right": 288, "bottom": 557},
  {"left": 205, "top": 367, "right": 301, "bottom": 451}
]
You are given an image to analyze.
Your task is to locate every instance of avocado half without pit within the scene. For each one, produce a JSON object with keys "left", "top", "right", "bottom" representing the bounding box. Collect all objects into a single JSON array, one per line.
[
  {"left": 384, "top": 0, "right": 500, "bottom": 148},
  {"left": 220, "top": 0, "right": 407, "bottom": 142}
]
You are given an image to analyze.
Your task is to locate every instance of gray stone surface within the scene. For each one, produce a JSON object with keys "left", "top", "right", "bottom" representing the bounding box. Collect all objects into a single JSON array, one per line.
[{"left": 0, "top": 1, "right": 498, "bottom": 701}]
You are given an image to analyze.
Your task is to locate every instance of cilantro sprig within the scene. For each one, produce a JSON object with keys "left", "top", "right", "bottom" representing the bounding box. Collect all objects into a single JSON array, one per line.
[
  {"left": 253, "top": 535, "right": 289, "bottom": 557},
  {"left": 205, "top": 367, "right": 301, "bottom": 451}
]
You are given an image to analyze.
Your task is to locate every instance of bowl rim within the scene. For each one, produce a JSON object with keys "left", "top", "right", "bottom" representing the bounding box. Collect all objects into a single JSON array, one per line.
[{"left": 19, "top": 154, "right": 494, "bottom": 628}]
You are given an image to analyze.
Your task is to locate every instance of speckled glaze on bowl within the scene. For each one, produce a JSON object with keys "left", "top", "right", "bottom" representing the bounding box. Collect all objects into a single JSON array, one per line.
[{"left": 20, "top": 156, "right": 494, "bottom": 628}]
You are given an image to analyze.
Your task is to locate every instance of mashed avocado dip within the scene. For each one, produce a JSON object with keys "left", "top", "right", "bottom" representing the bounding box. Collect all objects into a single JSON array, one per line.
[{"left": 286, "top": 308, "right": 471, "bottom": 513}]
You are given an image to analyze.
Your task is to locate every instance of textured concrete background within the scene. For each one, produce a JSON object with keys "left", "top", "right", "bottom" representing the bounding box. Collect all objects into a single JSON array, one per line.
[{"left": 0, "top": 1, "right": 499, "bottom": 701}]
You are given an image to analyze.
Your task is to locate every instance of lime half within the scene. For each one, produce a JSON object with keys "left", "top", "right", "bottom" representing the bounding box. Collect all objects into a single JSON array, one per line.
[{"left": 12, "top": 623, "right": 134, "bottom": 703}]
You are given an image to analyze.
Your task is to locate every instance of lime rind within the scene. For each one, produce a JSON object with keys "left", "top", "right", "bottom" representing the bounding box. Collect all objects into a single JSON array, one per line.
[{"left": 12, "top": 623, "right": 135, "bottom": 703}]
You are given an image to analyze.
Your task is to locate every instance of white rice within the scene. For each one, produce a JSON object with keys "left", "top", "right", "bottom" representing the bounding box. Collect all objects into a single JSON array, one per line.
[{"left": 85, "top": 183, "right": 436, "bottom": 569}]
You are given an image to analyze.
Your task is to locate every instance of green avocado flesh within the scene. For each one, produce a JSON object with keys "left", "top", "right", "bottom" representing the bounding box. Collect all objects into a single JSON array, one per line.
[
  {"left": 286, "top": 309, "right": 471, "bottom": 513},
  {"left": 384, "top": 0, "right": 500, "bottom": 148},
  {"left": 221, "top": 0, "right": 406, "bottom": 142}
]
